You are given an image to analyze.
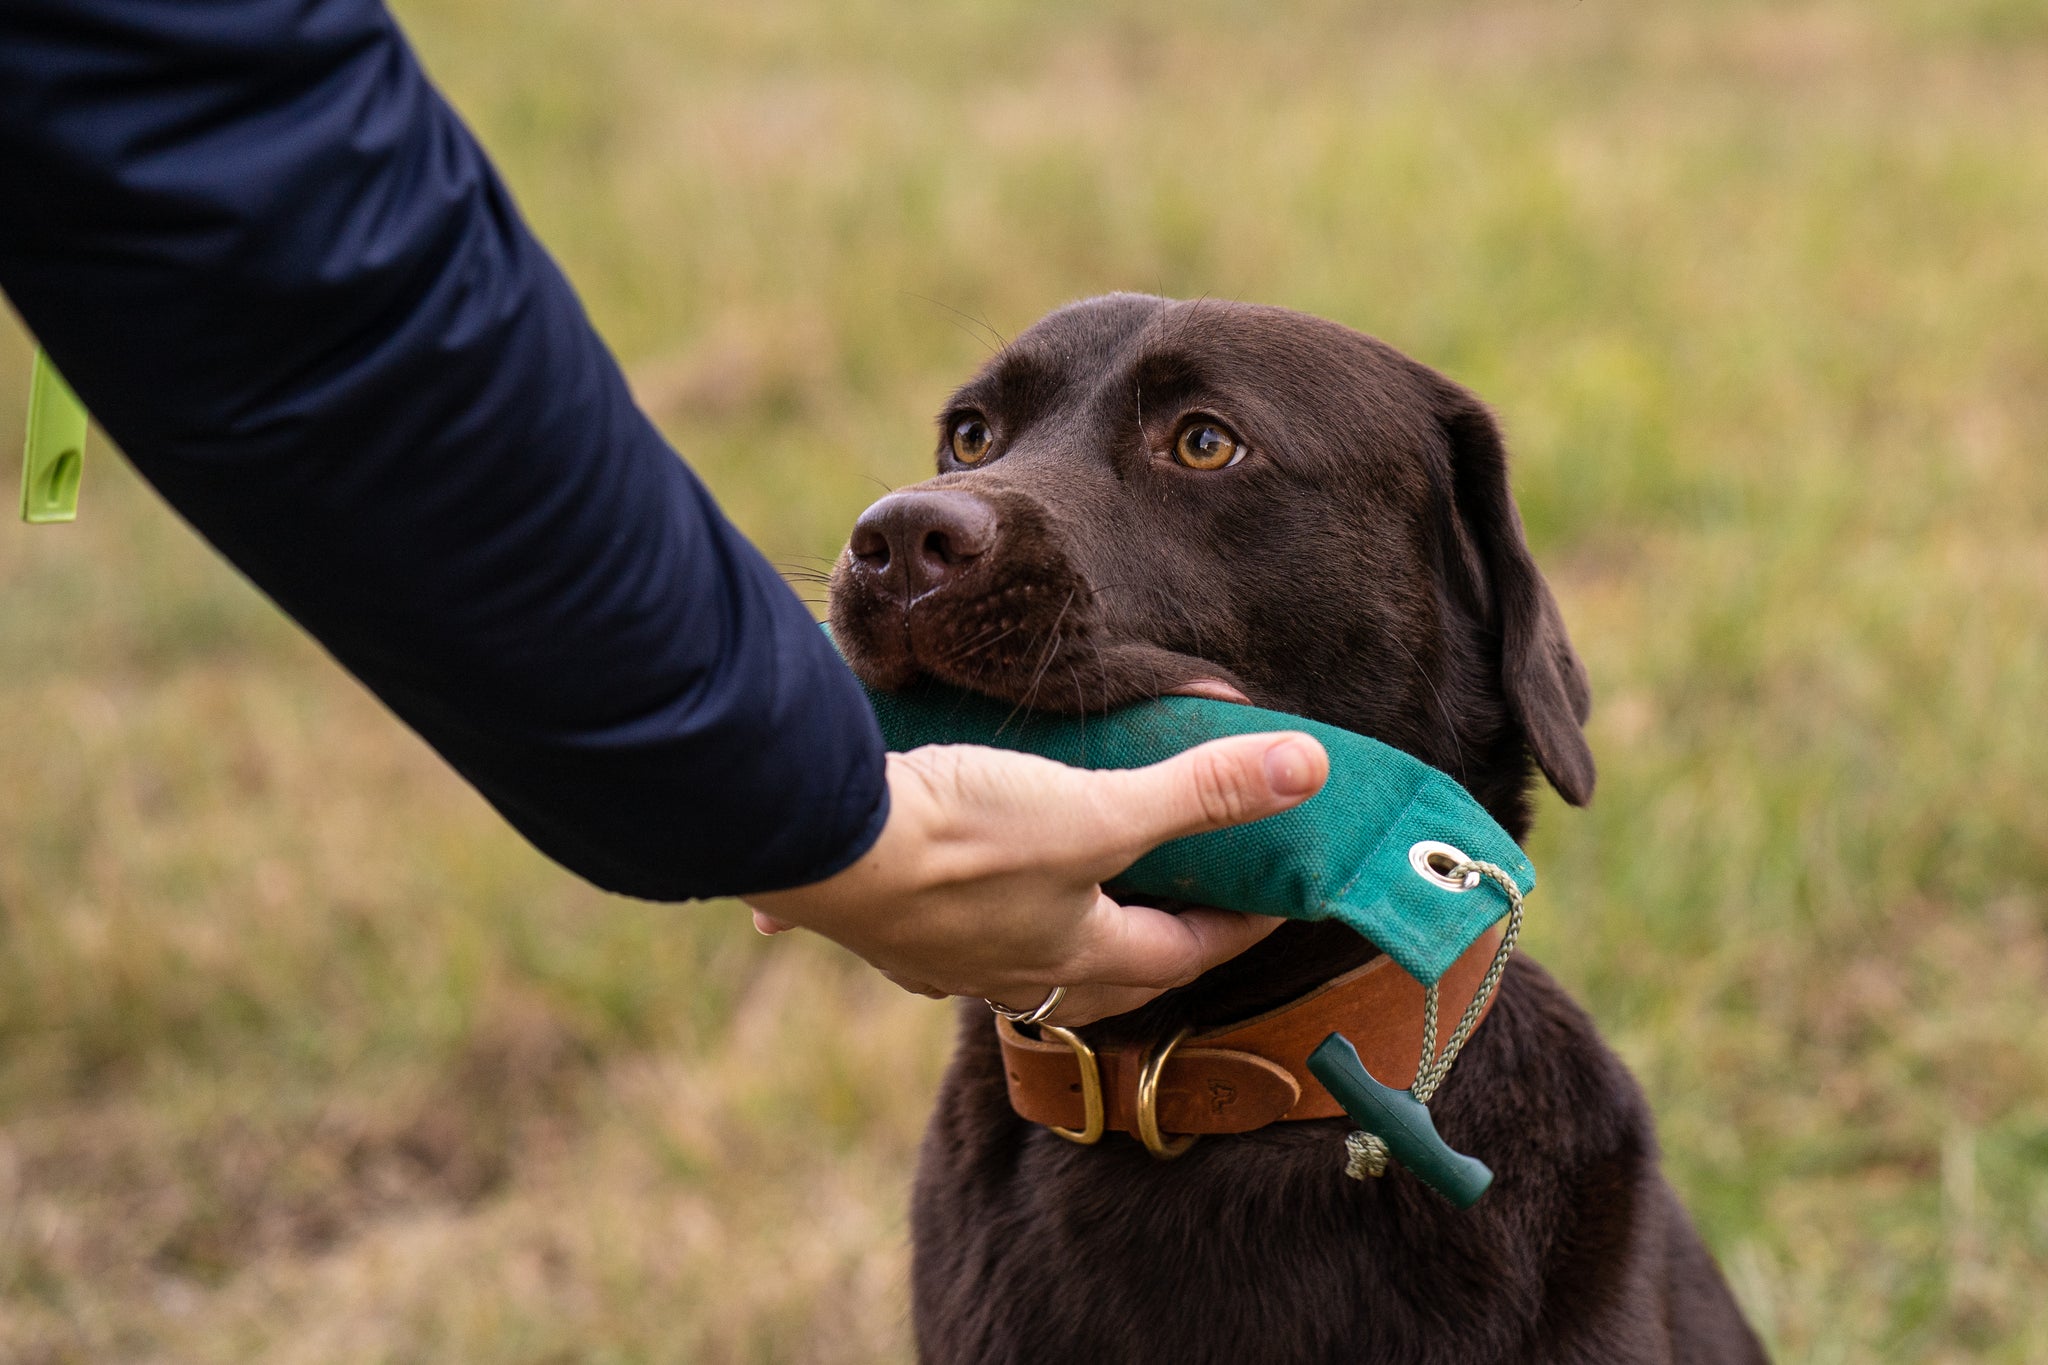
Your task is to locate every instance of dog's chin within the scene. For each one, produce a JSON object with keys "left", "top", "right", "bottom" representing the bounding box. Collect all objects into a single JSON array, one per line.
[{"left": 838, "top": 627, "right": 1255, "bottom": 714}]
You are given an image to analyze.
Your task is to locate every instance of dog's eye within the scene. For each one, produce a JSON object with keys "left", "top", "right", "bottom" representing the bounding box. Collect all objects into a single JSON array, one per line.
[
  {"left": 1173, "top": 420, "right": 1245, "bottom": 471},
  {"left": 950, "top": 416, "right": 994, "bottom": 465}
]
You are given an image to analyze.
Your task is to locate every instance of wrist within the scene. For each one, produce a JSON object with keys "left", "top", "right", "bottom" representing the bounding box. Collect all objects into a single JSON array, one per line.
[{"left": 744, "top": 753, "right": 944, "bottom": 933}]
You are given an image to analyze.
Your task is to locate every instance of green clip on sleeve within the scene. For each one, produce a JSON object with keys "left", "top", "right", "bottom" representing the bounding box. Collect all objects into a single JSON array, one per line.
[
  {"left": 834, "top": 630, "right": 1533, "bottom": 986},
  {"left": 21, "top": 347, "right": 87, "bottom": 524}
]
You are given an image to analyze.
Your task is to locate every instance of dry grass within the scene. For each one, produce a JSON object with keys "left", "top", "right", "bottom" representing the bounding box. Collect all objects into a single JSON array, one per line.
[{"left": 3, "top": 0, "right": 2046, "bottom": 1360}]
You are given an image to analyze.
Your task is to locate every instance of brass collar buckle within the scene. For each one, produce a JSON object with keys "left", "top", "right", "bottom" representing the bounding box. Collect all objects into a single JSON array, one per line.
[
  {"left": 1034, "top": 1024, "right": 1104, "bottom": 1145},
  {"left": 1032, "top": 1022, "right": 1198, "bottom": 1160}
]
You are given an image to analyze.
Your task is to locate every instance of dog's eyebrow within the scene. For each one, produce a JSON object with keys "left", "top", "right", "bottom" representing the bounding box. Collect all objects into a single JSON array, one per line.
[
  {"left": 946, "top": 350, "right": 1070, "bottom": 420},
  {"left": 1125, "top": 347, "right": 1220, "bottom": 410}
]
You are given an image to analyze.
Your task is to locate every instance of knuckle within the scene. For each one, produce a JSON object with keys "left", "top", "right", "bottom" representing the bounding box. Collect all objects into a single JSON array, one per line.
[
  {"left": 1165, "top": 949, "right": 1207, "bottom": 988},
  {"left": 1128, "top": 943, "right": 1204, "bottom": 992},
  {"left": 1189, "top": 752, "right": 1251, "bottom": 827}
]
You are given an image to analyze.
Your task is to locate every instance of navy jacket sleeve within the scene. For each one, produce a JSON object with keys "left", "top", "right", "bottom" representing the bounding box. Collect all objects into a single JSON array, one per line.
[{"left": 0, "top": 0, "right": 889, "bottom": 899}]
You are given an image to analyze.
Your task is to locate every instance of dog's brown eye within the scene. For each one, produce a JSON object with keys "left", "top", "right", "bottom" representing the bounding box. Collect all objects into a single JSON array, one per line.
[
  {"left": 1174, "top": 420, "right": 1245, "bottom": 471},
  {"left": 950, "top": 416, "right": 994, "bottom": 465}
]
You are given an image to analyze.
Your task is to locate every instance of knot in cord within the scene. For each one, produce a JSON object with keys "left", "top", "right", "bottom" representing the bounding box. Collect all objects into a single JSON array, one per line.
[{"left": 1343, "top": 1129, "right": 1390, "bottom": 1180}]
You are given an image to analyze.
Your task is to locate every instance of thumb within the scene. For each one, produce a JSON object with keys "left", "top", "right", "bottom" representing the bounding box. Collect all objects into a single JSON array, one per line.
[{"left": 1095, "top": 731, "right": 1329, "bottom": 856}]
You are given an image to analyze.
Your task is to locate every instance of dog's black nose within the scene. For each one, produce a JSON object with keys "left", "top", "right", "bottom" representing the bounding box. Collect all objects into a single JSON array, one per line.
[{"left": 848, "top": 489, "right": 999, "bottom": 603}]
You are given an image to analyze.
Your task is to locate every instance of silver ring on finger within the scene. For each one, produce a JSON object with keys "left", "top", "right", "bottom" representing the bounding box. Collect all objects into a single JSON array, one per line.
[{"left": 986, "top": 985, "right": 1066, "bottom": 1026}]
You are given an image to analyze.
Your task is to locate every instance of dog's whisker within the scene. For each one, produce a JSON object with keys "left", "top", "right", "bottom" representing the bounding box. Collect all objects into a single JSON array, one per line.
[
  {"left": 904, "top": 291, "right": 1006, "bottom": 356},
  {"left": 933, "top": 618, "right": 1021, "bottom": 667},
  {"left": 1000, "top": 591, "right": 1076, "bottom": 732},
  {"left": 1148, "top": 581, "right": 1211, "bottom": 661},
  {"left": 1008, "top": 634, "right": 1059, "bottom": 730},
  {"left": 971, "top": 307, "right": 1008, "bottom": 350},
  {"left": 1389, "top": 632, "right": 1466, "bottom": 782}
]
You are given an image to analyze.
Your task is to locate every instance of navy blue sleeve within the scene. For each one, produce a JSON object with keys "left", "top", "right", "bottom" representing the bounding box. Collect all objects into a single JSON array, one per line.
[{"left": 0, "top": 0, "right": 889, "bottom": 899}]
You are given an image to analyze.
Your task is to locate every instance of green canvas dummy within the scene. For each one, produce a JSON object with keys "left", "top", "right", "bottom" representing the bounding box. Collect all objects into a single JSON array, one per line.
[{"left": 851, "top": 668, "right": 1532, "bottom": 988}]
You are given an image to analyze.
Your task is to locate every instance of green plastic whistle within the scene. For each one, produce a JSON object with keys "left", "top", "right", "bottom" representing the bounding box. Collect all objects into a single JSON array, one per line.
[{"left": 1308, "top": 1033, "right": 1495, "bottom": 1208}]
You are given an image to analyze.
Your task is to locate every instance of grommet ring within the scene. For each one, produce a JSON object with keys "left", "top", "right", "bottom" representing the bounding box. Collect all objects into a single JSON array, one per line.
[{"left": 1409, "top": 840, "right": 1482, "bottom": 891}]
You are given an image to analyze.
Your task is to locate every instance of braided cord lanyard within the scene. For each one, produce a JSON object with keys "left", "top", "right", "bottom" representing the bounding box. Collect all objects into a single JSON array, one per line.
[{"left": 1343, "top": 859, "right": 1526, "bottom": 1180}]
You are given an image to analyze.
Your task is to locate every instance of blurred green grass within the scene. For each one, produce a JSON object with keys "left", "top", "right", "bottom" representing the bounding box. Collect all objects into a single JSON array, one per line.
[{"left": 3, "top": 0, "right": 2046, "bottom": 1359}]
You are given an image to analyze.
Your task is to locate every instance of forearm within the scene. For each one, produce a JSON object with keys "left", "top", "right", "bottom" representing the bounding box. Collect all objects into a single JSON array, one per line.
[{"left": 0, "top": 0, "right": 886, "bottom": 897}]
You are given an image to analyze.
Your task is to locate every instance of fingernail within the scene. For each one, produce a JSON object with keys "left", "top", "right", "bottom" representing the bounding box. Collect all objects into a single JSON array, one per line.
[{"left": 1263, "top": 738, "right": 1320, "bottom": 795}]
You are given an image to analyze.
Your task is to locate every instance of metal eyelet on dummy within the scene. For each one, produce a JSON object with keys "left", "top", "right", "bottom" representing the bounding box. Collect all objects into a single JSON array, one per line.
[{"left": 1408, "top": 840, "right": 1483, "bottom": 891}]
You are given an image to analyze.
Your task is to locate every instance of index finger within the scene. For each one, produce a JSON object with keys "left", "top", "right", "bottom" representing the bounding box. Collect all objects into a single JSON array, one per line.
[{"left": 1065, "top": 893, "right": 1289, "bottom": 991}]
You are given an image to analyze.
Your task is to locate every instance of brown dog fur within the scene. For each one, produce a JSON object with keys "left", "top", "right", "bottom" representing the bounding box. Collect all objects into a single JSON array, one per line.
[{"left": 829, "top": 295, "right": 1768, "bottom": 1364}]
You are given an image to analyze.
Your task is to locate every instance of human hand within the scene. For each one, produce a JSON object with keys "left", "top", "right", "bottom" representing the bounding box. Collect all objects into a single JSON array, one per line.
[{"left": 742, "top": 732, "right": 1329, "bottom": 1026}]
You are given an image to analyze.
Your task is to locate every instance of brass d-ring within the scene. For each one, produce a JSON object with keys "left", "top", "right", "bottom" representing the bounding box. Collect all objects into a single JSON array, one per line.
[
  {"left": 1135, "top": 1026, "right": 1197, "bottom": 1160},
  {"left": 1036, "top": 1024, "right": 1105, "bottom": 1145}
]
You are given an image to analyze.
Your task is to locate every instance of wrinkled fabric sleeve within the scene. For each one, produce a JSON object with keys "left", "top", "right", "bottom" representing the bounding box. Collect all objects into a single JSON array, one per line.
[{"left": 0, "top": 0, "right": 889, "bottom": 899}]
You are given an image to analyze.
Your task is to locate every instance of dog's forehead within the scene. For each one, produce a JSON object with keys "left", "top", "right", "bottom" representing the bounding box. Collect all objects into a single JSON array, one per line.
[
  {"left": 944, "top": 293, "right": 1164, "bottom": 410},
  {"left": 954, "top": 294, "right": 1426, "bottom": 423}
]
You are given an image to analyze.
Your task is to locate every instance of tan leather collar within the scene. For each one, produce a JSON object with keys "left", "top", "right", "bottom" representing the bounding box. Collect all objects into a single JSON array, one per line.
[{"left": 996, "top": 925, "right": 1505, "bottom": 1142}]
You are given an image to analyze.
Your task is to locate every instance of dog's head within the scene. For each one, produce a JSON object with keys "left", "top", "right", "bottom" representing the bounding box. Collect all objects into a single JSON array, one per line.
[{"left": 829, "top": 294, "right": 1592, "bottom": 840}]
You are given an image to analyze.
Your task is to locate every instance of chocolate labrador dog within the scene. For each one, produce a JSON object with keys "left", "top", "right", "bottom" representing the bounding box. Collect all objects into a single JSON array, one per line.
[{"left": 829, "top": 295, "right": 1766, "bottom": 1364}]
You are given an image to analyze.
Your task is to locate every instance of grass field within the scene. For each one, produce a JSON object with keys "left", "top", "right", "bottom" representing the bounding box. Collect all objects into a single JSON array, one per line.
[{"left": 4, "top": 0, "right": 2047, "bottom": 1359}]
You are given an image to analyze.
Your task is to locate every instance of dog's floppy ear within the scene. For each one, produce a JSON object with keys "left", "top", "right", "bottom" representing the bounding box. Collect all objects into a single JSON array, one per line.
[{"left": 1430, "top": 379, "right": 1596, "bottom": 806}]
